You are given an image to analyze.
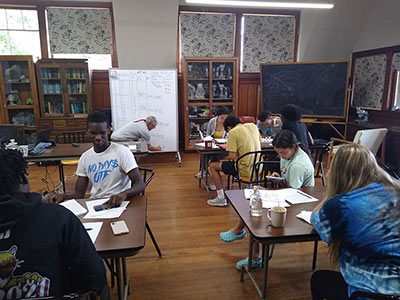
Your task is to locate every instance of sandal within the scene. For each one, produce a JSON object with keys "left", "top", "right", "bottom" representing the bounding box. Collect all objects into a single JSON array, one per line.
[{"left": 220, "top": 230, "right": 247, "bottom": 243}]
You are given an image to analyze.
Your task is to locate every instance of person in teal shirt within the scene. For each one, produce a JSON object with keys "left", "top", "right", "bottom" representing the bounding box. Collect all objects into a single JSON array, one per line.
[{"left": 220, "top": 130, "right": 315, "bottom": 270}]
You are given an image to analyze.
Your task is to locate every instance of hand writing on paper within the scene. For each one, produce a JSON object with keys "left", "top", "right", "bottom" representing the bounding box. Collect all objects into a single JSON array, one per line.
[
  {"left": 105, "top": 191, "right": 127, "bottom": 208},
  {"left": 44, "top": 192, "right": 64, "bottom": 204}
]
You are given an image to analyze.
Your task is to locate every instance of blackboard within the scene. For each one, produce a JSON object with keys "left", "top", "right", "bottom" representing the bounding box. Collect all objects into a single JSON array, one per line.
[{"left": 261, "top": 61, "right": 349, "bottom": 118}]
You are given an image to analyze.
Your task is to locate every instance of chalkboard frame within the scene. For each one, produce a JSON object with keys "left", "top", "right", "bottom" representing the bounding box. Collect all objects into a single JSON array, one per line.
[{"left": 260, "top": 60, "right": 350, "bottom": 119}]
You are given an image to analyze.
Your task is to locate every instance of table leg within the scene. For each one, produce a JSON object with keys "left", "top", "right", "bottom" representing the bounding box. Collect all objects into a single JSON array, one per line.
[
  {"left": 58, "top": 162, "right": 65, "bottom": 192},
  {"left": 261, "top": 243, "right": 270, "bottom": 300},
  {"left": 115, "top": 257, "right": 123, "bottom": 300},
  {"left": 122, "top": 257, "right": 130, "bottom": 298},
  {"left": 312, "top": 241, "right": 318, "bottom": 270}
]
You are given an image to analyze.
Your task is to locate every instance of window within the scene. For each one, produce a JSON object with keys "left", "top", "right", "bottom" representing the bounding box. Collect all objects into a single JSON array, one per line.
[{"left": 0, "top": 8, "right": 41, "bottom": 58}]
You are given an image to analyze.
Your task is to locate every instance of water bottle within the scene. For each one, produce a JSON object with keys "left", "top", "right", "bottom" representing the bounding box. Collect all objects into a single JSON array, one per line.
[{"left": 250, "top": 186, "right": 263, "bottom": 217}]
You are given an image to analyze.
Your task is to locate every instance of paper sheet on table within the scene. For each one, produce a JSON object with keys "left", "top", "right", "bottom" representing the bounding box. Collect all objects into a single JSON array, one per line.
[
  {"left": 245, "top": 188, "right": 318, "bottom": 204},
  {"left": 83, "top": 199, "right": 129, "bottom": 219},
  {"left": 83, "top": 222, "right": 103, "bottom": 243},
  {"left": 244, "top": 189, "right": 290, "bottom": 208},
  {"left": 195, "top": 142, "right": 220, "bottom": 149},
  {"left": 214, "top": 138, "right": 227, "bottom": 144},
  {"left": 60, "top": 199, "right": 87, "bottom": 216},
  {"left": 296, "top": 211, "right": 313, "bottom": 224}
]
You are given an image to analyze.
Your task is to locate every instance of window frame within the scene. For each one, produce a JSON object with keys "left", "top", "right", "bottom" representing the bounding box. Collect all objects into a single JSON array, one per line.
[
  {"left": 178, "top": 5, "right": 300, "bottom": 74},
  {"left": 0, "top": 0, "right": 118, "bottom": 68}
]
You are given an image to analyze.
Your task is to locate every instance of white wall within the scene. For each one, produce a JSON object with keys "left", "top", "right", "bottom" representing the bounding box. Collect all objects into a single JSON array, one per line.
[
  {"left": 112, "top": 0, "right": 179, "bottom": 68},
  {"left": 298, "top": 0, "right": 375, "bottom": 61},
  {"left": 354, "top": 0, "right": 400, "bottom": 52}
]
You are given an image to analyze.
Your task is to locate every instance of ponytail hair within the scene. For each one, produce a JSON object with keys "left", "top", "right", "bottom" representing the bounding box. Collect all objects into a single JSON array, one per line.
[{"left": 272, "top": 130, "right": 310, "bottom": 157}]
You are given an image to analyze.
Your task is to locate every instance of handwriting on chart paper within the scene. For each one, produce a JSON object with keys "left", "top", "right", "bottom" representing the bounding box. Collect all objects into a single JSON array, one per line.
[{"left": 109, "top": 69, "right": 178, "bottom": 152}]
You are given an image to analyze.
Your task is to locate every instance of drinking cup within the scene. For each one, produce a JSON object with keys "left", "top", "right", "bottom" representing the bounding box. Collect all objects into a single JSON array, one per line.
[{"left": 267, "top": 206, "right": 287, "bottom": 227}]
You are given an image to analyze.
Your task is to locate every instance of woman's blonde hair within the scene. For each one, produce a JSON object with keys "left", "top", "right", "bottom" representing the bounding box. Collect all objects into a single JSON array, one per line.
[{"left": 326, "top": 143, "right": 400, "bottom": 265}]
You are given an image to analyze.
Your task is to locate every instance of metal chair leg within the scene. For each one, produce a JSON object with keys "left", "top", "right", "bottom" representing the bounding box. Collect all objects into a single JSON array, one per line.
[
  {"left": 146, "top": 222, "right": 162, "bottom": 257},
  {"left": 312, "top": 241, "right": 318, "bottom": 270}
]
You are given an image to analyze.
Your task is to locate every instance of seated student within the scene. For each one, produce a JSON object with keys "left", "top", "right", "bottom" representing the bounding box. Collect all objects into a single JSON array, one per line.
[
  {"left": 0, "top": 149, "right": 107, "bottom": 299},
  {"left": 220, "top": 130, "right": 314, "bottom": 269},
  {"left": 280, "top": 104, "right": 313, "bottom": 148},
  {"left": 111, "top": 115, "right": 162, "bottom": 151},
  {"left": 195, "top": 106, "right": 230, "bottom": 179},
  {"left": 207, "top": 115, "right": 261, "bottom": 207},
  {"left": 311, "top": 144, "right": 400, "bottom": 299},
  {"left": 51, "top": 111, "right": 145, "bottom": 207},
  {"left": 257, "top": 110, "right": 281, "bottom": 137}
]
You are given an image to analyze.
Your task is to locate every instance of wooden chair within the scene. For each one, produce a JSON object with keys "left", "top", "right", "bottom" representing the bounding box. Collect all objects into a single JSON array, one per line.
[
  {"left": 139, "top": 167, "right": 162, "bottom": 257},
  {"left": 56, "top": 131, "right": 87, "bottom": 191},
  {"left": 238, "top": 116, "right": 256, "bottom": 124},
  {"left": 309, "top": 142, "right": 331, "bottom": 186},
  {"left": 350, "top": 291, "right": 400, "bottom": 300},
  {"left": 227, "top": 149, "right": 276, "bottom": 189},
  {"left": 327, "top": 128, "right": 388, "bottom": 168}
]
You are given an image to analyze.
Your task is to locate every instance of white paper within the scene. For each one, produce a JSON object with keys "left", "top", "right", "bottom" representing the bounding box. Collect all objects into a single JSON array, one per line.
[
  {"left": 83, "top": 222, "right": 103, "bottom": 243},
  {"left": 60, "top": 200, "right": 87, "bottom": 217},
  {"left": 296, "top": 211, "right": 313, "bottom": 224},
  {"left": 195, "top": 142, "right": 220, "bottom": 149},
  {"left": 286, "top": 190, "right": 318, "bottom": 204},
  {"left": 244, "top": 189, "right": 290, "bottom": 208},
  {"left": 214, "top": 138, "right": 227, "bottom": 144},
  {"left": 83, "top": 199, "right": 129, "bottom": 219}
]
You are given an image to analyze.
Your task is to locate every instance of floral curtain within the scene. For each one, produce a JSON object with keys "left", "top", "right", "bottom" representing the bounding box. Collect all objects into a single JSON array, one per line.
[
  {"left": 392, "top": 52, "right": 400, "bottom": 71},
  {"left": 47, "top": 8, "right": 112, "bottom": 54},
  {"left": 180, "top": 12, "right": 235, "bottom": 58},
  {"left": 352, "top": 54, "right": 387, "bottom": 109},
  {"left": 242, "top": 14, "right": 295, "bottom": 73}
]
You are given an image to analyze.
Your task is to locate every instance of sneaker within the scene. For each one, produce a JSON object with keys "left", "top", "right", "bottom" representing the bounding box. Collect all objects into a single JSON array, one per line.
[
  {"left": 236, "top": 257, "right": 263, "bottom": 271},
  {"left": 195, "top": 171, "right": 208, "bottom": 179},
  {"left": 209, "top": 182, "right": 216, "bottom": 191},
  {"left": 220, "top": 230, "right": 247, "bottom": 243},
  {"left": 207, "top": 196, "right": 227, "bottom": 207}
]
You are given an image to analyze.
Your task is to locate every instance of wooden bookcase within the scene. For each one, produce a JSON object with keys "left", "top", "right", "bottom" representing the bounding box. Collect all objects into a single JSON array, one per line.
[
  {"left": 183, "top": 57, "right": 238, "bottom": 151},
  {"left": 36, "top": 59, "right": 92, "bottom": 138},
  {"left": 0, "top": 55, "right": 40, "bottom": 134}
]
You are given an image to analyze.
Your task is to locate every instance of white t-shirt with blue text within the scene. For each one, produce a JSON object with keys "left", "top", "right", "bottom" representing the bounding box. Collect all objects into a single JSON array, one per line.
[{"left": 76, "top": 142, "right": 138, "bottom": 199}]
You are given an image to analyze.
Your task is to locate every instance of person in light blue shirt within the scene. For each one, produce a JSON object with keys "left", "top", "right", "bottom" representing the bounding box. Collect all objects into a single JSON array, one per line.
[{"left": 311, "top": 143, "right": 400, "bottom": 299}]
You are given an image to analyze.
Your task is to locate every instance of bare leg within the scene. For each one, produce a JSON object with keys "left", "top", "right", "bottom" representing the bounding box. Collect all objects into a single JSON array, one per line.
[
  {"left": 252, "top": 242, "right": 260, "bottom": 259},
  {"left": 209, "top": 161, "right": 223, "bottom": 190},
  {"left": 231, "top": 219, "right": 246, "bottom": 235}
]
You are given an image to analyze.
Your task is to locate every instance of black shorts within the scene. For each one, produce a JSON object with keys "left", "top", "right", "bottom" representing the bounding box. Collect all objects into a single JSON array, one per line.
[{"left": 221, "top": 161, "right": 237, "bottom": 176}]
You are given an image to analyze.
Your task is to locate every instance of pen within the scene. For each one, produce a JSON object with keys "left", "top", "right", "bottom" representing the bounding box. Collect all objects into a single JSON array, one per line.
[
  {"left": 86, "top": 228, "right": 93, "bottom": 231},
  {"left": 297, "top": 190, "right": 313, "bottom": 199}
]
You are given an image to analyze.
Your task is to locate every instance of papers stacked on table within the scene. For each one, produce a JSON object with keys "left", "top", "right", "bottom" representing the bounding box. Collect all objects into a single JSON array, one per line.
[
  {"left": 84, "top": 199, "right": 129, "bottom": 219},
  {"left": 244, "top": 189, "right": 290, "bottom": 208},
  {"left": 195, "top": 142, "right": 220, "bottom": 149},
  {"left": 60, "top": 200, "right": 87, "bottom": 216},
  {"left": 214, "top": 138, "right": 227, "bottom": 144}
]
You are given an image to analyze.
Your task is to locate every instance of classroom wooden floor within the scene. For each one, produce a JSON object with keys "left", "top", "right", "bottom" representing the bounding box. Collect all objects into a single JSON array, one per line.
[{"left": 27, "top": 152, "right": 331, "bottom": 300}]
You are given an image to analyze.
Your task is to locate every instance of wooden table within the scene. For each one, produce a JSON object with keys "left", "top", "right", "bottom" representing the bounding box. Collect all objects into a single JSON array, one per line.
[
  {"left": 77, "top": 196, "right": 147, "bottom": 300},
  {"left": 225, "top": 186, "right": 325, "bottom": 300},
  {"left": 27, "top": 141, "right": 148, "bottom": 191},
  {"left": 191, "top": 140, "right": 273, "bottom": 196}
]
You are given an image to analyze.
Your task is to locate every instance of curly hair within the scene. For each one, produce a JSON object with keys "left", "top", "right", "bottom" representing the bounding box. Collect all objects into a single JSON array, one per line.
[
  {"left": 280, "top": 104, "right": 302, "bottom": 122},
  {"left": 0, "top": 149, "right": 28, "bottom": 194}
]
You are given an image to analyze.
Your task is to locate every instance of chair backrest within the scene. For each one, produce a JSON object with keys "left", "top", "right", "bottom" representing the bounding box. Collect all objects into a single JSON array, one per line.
[
  {"left": 235, "top": 149, "right": 276, "bottom": 186},
  {"left": 139, "top": 167, "right": 155, "bottom": 195},
  {"left": 353, "top": 128, "right": 388, "bottom": 156},
  {"left": 239, "top": 116, "right": 256, "bottom": 124},
  {"left": 56, "top": 131, "right": 87, "bottom": 144},
  {"left": 350, "top": 291, "right": 400, "bottom": 300}
]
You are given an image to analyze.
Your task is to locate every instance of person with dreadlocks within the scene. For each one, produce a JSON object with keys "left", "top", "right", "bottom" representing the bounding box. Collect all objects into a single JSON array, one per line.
[{"left": 0, "top": 149, "right": 107, "bottom": 299}]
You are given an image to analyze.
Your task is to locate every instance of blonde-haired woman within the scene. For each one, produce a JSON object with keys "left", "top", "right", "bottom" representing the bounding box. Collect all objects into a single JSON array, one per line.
[{"left": 311, "top": 144, "right": 400, "bottom": 299}]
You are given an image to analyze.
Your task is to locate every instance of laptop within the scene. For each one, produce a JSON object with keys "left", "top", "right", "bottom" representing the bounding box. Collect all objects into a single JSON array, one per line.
[{"left": 28, "top": 128, "right": 52, "bottom": 151}]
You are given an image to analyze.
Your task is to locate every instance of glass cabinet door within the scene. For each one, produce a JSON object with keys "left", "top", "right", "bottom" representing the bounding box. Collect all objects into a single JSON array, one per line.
[
  {"left": 187, "top": 62, "right": 210, "bottom": 103},
  {"left": 1, "top": 60, "right": 36, "bottom": 128},
  {"left": 212, "top": 61, "right": 234, "bottom": 103},
  {"left": 40, "top": 67, "right": 64, "bottom": 115},
  {"left": 66, "top": 67, "right": 88, "bottom": 115}
]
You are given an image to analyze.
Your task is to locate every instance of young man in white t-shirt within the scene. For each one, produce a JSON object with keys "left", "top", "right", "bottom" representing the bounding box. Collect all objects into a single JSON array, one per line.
[
  {"left": 51, "top": 111, "right": 145, "bottom": 207},
  {"left": 111, "top": 116, "right": 162, "bottom": 151}
]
